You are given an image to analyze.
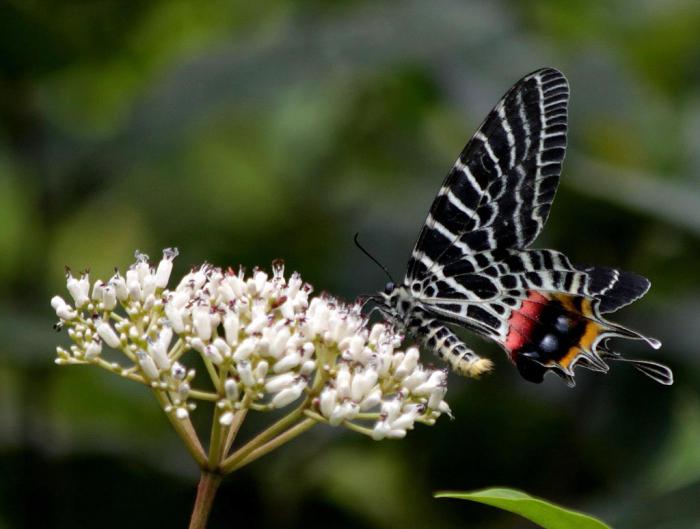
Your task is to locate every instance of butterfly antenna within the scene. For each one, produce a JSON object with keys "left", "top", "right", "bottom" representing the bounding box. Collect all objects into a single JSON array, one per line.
[{"left": 354, "top": 232, "right": 395, "bottom": 284}]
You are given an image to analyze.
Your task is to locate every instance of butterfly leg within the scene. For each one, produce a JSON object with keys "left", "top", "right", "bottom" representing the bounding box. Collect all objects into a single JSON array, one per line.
[{"left": 411, "top": 316, "right": 493, "bottom": 378}]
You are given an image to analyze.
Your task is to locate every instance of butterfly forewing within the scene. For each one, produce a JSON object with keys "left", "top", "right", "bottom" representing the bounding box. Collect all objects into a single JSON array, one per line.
[{"left": 407, "top": 67, "right": 569, "bottom": 287}]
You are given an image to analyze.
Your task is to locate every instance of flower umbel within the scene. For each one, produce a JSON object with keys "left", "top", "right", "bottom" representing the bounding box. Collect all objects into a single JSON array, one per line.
[{"left": 52, "top": 249, "right": 451, "bottom": 475}]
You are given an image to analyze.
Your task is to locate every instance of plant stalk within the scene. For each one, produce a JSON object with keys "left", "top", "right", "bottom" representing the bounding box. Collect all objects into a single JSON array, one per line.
[{"left": 188, "top": 471, "right": 222, "bottom": 529}]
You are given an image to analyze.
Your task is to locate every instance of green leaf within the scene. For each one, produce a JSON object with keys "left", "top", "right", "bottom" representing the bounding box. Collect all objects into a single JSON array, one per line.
[{"left": 435, "top": 488, "right": 612, "bottom": 529}]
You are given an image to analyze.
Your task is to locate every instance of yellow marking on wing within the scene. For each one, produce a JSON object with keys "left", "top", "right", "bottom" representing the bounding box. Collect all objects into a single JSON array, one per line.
[
  {"left": 559, "top": 321, "right": 601, "bottom": 369},
  {"left": 580, "top": 297, "right": 594, "bottom": 318},
  {"left": 552, "top": 293, "right": 576, "bottom": 312}
]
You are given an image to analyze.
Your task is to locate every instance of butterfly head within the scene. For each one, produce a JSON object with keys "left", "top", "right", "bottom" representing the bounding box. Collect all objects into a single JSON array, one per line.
[{"left": 372, "top": 281, "right": 415, "bottom": 326}]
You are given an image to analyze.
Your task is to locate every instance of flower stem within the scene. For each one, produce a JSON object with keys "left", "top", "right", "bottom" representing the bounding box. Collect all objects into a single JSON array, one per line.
[
  {"left": 225, "top": 418, "right": 316, "bottom": 473},
  {"left": 221, "top": 394, "right": 252, "bottom": 458},
  {"left": 208, "top": 407, "right": 224, "bottom": 469},
  {"left": 188, "top": 389, "right": 219, "bottom": 402},
  {"left": 153, "top": 391, "right": 207, "bottom": 467},
  {"left": 188, "top": 470, "right": 222, "bottom": 529},
  {"left": 220, "top": 403, "right": 308, "bottom": 473}
]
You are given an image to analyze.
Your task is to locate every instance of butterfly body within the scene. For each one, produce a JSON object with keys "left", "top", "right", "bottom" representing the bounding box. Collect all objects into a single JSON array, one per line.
[{"left": 374, "top": 68, "right": 673, "bottom": 386}]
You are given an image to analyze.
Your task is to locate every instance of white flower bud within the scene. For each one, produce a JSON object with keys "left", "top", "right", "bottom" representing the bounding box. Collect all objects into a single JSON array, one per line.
[
  {"left": 219, "top": 411, "right": 234, "bottom": 426},
  {"left": 428, "top": 388, "right": 447, "bottom": 410},
  {"left": 300, "top": 360, "right": 316, "bottom": 375},
  {"left": 192, "top": 305, "right": 212, "bottom": 341},
  {"left": 390, "top": 409, "right": 419, "bottom": 431},
  {"left": 254, "top": 360, "right": 269, "bottom": 381},
  {"left": 414, "top": 371, "right": 445, "bottom": 396},
  {"left": 148, "top": 340, "right": 170, "bottom": 371},
  {"left": 387, "top": 429, "right": 407, "bottom": 439},
  {"left": 302, "top": 342, "right": 315, "bottom": 357},
  {"left": 175, "top": 408, "right": 189, "bottom": 420},
  {"left": 190, "top": 337, "right": 205, "bottom": 353},
  {"left": 101, "top": 286, "right": 117, "bottom": 310},
  {"left": 372, "top": 421, "right": 391, "bottom": 440},
  {"left": 110, "top": 272, "right": 128, "bottom": 301},
  {"left": 142, "top": 274, "right": 157, "bottom": 299},
  {"left": 96, "top": 321, "right": 121, "bottom": 348},
  {"left": 204, "top": 345, "right": 223, "bottom": 365},
  {"left": 351, "top": 369, "right": 378, "bottom": 401},
  {"left": 287, "top": 272, "right": 302, "bottom": 298},
  {"left": 382, "top": 399, "right": 402, "bottom": 423},
  {"left": 223, "top": 313, "right": 240, "bottom": 346},
  {"left": 67, "top": 274, "right": 89, "bottom": 307},
  {"left": 437, "top": 401, "right": 452, "bottom": 415},
  {"left": 171, "top": 362, "right": 187, "bottom": 380},
  {"left": 279, "top": 299, "right": 295, "bottom": 320},
  {"left": 84, "top": 340, "right": 102, "bottom": 359},
  {"left": 319, "top": 388, "right": 337, "bottom": 418},
  {"left": 269, "top": 327, "right": 291, "bottom": 358},
  {"left": 271, "top": 381, "right": 305, "bottom": 408},
  {"left": 238, "top": 361, "right": 256, "bottom": 387},
  {"left": 213, "top": 337, "right": 231, "bottom": 359},
  {"left": 51, "top": 295, "right": 67, "bottom": 311},
  {"left": 158, "top": 326, "right": 173, "bottom": 352},
  {"left": 245, "top": 315, "right": 267, "bottom": 334},
  {"left": 155, "top": 248, "right": 178, "bottom": 288},
  {"left": 224, "top": 379, "right": 239, "bottom": 401},
  {"left": 126, "top": 269, "right": 141, "bottom": 300},
  {"left": 401, "top": 369, "right": 427, "bottom": 391},
  {"left": 137, "top": 350, "right": 160, "bottom": 379},
  {"left": 360, "top": 387, "right": 382, "bottom": 410},
  {"left": 272, "top": 351, "right": 301, "bottom": 373},
  {"left": 336, "top": 364, "right": 351, "bottom": 399},
  {"left": 233, "top": 338, "right": 257, "bottom": 361},
  {"left": 395, "top": 347, "right": 420, "bottom": 378},
  {"left": 51, "top": 296, "right": 77, "bottom": 320},
  {"left": 253, "top": 271, "right": 268, "bottom": 295},
  {"left": 164, "top": 305, "right": 185, "bottom": 333},
  {"left": 264, "top": 372, "right": 296, "bottom": 394},
  {"left": 329, "top": 401, "right": 357, "bottom": 426},
  {"left": 347, "top": 335, "right": 365, "bottom": 357},
  {"left": 91, "top": 281, "right": 105, "bottom": 302}
]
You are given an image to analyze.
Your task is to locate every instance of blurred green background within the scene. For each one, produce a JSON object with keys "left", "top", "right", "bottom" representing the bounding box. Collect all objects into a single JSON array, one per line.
[{"left": 1, "top": 1, "right": 699, "bottom": 528}]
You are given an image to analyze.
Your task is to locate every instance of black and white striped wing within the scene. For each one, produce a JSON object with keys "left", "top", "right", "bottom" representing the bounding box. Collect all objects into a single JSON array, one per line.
[{"left": 407, "top": 68, "right": 568, "bottom": 284}]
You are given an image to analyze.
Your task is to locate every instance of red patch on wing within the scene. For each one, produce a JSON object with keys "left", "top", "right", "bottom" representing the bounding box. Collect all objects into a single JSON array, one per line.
[{"left": 505, "top": 291, "right": 549, "bottom": 360}]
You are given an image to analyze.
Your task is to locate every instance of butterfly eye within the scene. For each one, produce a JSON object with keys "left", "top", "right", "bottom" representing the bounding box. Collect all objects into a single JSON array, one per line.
[{"left": 384, "top": 282, "right": 395, "bottom": 295}]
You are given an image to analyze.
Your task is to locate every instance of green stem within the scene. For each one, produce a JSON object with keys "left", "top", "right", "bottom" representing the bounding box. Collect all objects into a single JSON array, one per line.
[
  {"left": 221, "top": 393, "right": 252, "bottom": 458},
  {"left": 201, "top": 355, "right": 220, "bottom": 389},
  {"left": 208, "top": 407, "right": 224, "bottom": 469},
  {"left": 225, "top": 418, "right": 316, "bottom": 473},
  {"left": 153, "top": 391, "right": 207, "bottom": 467},
  {"left": 94, "top": 358, "right": 146, "bottom": 383},
  {"left": 342, "top": 421, "right": 376, "bottom": 437},
  {"left": 188, "top": 471, "right": 222, "bottom": 529},
  {"left": 188, "top": 389, "right": 219, "bottom": 402},
  {"left": 169, "top": 338, "right": 187, "bottom": 362},
  {"left": 220, "top": 403, "right": 307, "bottom": 472}
]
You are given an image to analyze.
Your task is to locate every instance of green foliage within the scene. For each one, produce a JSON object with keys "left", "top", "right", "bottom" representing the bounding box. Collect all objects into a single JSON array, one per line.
[{"left": 436, "top": 488, "right": 612, "bottom": 529}]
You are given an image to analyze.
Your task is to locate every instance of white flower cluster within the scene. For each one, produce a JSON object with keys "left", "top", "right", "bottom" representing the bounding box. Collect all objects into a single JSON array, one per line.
[
  {"left": 307, "top": 300, "right": 451, "bottom": 440},
  {"left": 51, "top": 249, "right": 451, "bottom": 440}
]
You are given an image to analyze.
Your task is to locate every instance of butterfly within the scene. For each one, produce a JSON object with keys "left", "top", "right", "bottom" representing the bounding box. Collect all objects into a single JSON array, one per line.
[{"left": 371, "top": 68, "right": 673, "bottom": 387}]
